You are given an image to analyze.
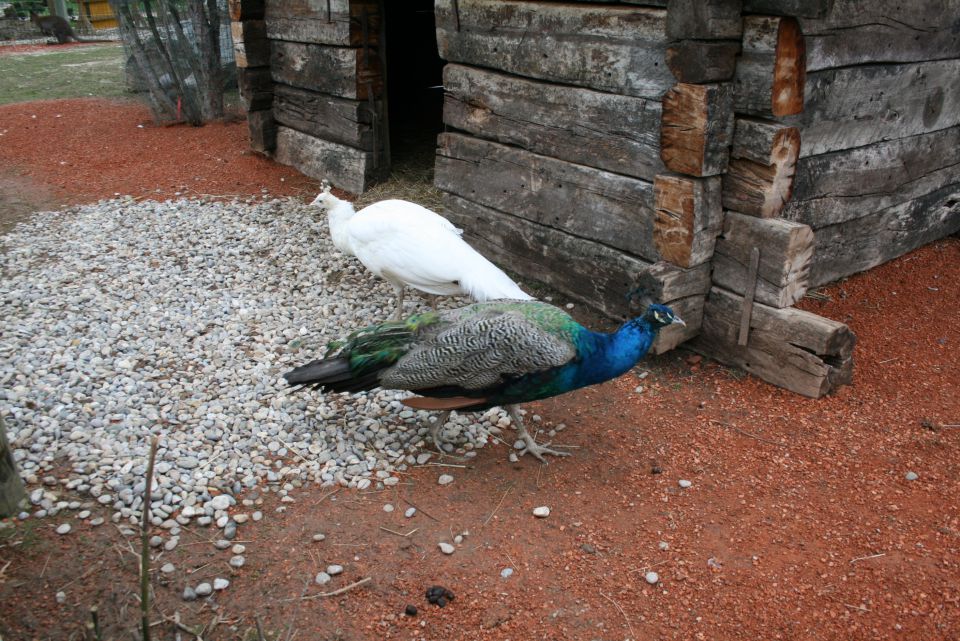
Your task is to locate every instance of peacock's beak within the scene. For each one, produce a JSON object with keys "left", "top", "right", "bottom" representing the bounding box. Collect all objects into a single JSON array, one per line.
[{"left": 673, "top": 316, "right": 686, "bottom": 327}]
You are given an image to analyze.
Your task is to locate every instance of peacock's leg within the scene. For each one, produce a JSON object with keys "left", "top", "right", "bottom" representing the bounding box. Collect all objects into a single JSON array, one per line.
[
  {"left": 393, "top": 287, "right": 406, "bottom": 320},
  {"left": 429, "top": 410, "right": 452, "bottom": 452},
  {"left": 426, "top": 294, "right": 439, "bottom": 311},
  {"left": 506, "top": 405, "right": 570, "bottom": 463}
]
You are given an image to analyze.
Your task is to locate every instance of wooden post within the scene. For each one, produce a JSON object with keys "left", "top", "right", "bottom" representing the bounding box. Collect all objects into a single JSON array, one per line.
[
  {"left": 722, "top": 118, "right": 801, "bottom": 217},
  {"left": 733, "top": 16, "right": 806, "bottom": 117},
  {"left": 712, "top": 212, "right": 814, "bottom": 308},
  {"left": 0, "top": 415, "right": 26, "bottom": 518},
  {"left": 653, "top": 174, "right": 724, "bottom": 267},
  {"left": 666, "top": 0, "right": 742, "bottom": 40},
  {"left": 691, "top": 287, "right": 855, "bottom": 398},
  {"left": 660, "top": 83, "right": 734, "bottom": 177},
  {"left": 231, "top": 20, "right": 270, "bottom": 69},
  {"left": 737, "top": 247, "right": 760, "bottom": 345},
  {"left": 666, "top": 41, "right": 741, "bottom": 83},
  {"left": 228, "top": 0, "right": 265, "bottom": 21}
]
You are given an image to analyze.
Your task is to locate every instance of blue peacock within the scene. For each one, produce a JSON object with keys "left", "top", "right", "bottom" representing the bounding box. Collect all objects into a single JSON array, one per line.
[{"left": 284, "top": 300, "right": 684, "bottom": 461}]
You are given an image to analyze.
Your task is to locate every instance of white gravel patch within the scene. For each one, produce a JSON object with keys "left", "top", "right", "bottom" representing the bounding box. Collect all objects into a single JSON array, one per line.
[{"left": 0, "top": 197, "right": 509, "bottom": 526}]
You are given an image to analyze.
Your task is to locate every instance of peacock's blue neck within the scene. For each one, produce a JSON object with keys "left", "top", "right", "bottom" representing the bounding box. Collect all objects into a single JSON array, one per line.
[
  {"left": 489, "top": 318, "right": 657, "bottom": 407},
  {"left": 572, "top": 319, "right": 656, "bottom": 387}
]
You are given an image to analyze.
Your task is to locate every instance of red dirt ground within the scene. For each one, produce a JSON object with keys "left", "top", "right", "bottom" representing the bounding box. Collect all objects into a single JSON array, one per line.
[{"left": 0, "top": 97, "right": 958, "bottom": 641}]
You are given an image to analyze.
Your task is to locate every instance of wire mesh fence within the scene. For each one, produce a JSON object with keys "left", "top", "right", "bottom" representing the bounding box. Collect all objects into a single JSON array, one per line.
[{"left": 109, "top": 0, "right": 235, "bottom": 124}]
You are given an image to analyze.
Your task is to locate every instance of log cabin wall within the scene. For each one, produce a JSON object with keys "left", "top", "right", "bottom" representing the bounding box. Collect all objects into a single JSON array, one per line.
[
  {"left": 234, "top": 0, "right": 960, "bottom": 397},
  {"left": 687, "top": 0, "right": 959, "bottom": 397},
  {"left": 433, "top": 0, "right": 709, "bottom": 355}
]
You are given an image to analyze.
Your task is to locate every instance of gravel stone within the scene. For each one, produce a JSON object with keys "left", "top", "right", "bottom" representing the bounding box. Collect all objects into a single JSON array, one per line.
[
  {"left": 56, "top": 524, "right": 71, "bottom": 535},
  {"left": 315, "top": 572, "right": 332, "bottom": 585},
  {"left": 383, "top": 504, "right": 394, "bottom": 512},
  {"left": 182, "top": 587, "right": 197, "bottom": 601},
  {"left": 905, "top": 471, "right": 919, "bottom": 481},
  {"left": 678, "top": 479, "right": 693, "bottom": 488},
  {"left": 532, "top": 506, "right": 550, "bottom": 518},
  {"left": 500, "top": 567, "right": 514, "bottom": 578},
  {"left": 229, "top": 555, "right": 245, "bottom": 568},
  {"left": 161, "top": 563, "right": 175, "bottom": 574},
  {"left": 438, "top": 474, "right": 454, "bottom": 486},
  {"left": 195, "top": 582, "right": 212, "bottom": 597},
  {"left": 312, "top": 533, "right": 326, "bottom": 542},
  {"left": 0, "top": 198, "right": 512, "bottom": 526},
  {"left": 404, "top": 507, "right": 416, "bottom": 518},
  {"left": 645, "top": 571, "right": 659, "bottom": 585},
  {"left": 327, "top": 564, "right": 344, "bottom": 575},
  {"left": 438, "top": 542, "right": 455, "bottom": 555},
  {"left": 213, "top": 578, "right": 230, "bottom": 591}
]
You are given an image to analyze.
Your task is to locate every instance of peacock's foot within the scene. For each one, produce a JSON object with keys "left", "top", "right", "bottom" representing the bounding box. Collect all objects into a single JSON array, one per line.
[
  {"left": 516, "top": 432, "right": 571, "bottom": 463},
  {"left": 506, "top": 404, "right": 571, "bottom": 463}
]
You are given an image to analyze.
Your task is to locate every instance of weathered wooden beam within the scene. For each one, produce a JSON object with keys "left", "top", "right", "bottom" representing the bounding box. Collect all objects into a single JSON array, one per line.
[
  {"left": 660, "top": 82, "right": 734, "bottom": 177},
  {"left": 273, "top": 126, "right": 377, "bottom": 195},
  {"left": 231, "top": 19, "right": 270, "bottom": 69},
  {"left": 807, "top": 183, "right": 960, "bottom": 287},
  {"left": 712, "top": 211, "right": 813, "bottom": 307},
  {"left": 653, "top": 174, "right": 723, "bottom": 268},
  {"left": 435, "top": 0, "right": 674, "bottom": 99},
  {"left": 690, "top": 286, "right": 855, "bottom": 398},
  {"left": 666, "top": 40, "right": 741, "bottom": 83},
  {"left": 271, "top": 40, "right": 382, "bottom": 101},
  {"left": 666, "top": 0, "right": 742, "bottom": 40},
  {"left": 801, "top": 0, "right": 960, "bottom": 71},
  {"left": 441, "top": 64, "right": 664, "bottom": 181},
  {"left": 434, "top": 133, "right": 658, "bottom": 262},
  {"left": 228, "top": 0, "right": 264, "bottom": 21},
  {"left": 782, "top": 59, "right": 960, "bottom": 158},
  {"left": 742, "top": 0, "right": 834, "bottom": 18},
  {"left": 247, "top": 109, "right": 277, "bottom": 154},
  {"left": 722, "top": 118, "right": 800, "bottom": 218},
  {"left": 733, "top": 15, "right": 806, "bottom": 118},
  {"left": 237, "top": 66, "right": 273, "bottom": 112},
  {"left": 264, "top": 0, "right": 380, "bottom": 47},
  {"left": 785, "top": 125, "right": 960, "bottom": 228},
  {"left": 272, "top": 84, "right": 377, "bottom": 151},
  {"left": 440, "top": 192, "right": 711, "bottom": 323}
]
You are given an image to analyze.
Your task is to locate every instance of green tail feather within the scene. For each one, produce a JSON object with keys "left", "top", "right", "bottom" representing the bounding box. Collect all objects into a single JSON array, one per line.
[{"left": 328, "top": 312, "right": 442, "bottom": 375}]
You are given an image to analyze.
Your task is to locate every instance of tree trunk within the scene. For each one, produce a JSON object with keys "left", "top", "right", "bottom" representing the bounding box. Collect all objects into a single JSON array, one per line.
[{"left": 0, "top": 415, "right": 26, "bottom": 518}]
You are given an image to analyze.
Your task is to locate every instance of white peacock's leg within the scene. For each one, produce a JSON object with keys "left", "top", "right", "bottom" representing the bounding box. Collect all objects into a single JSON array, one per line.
[
  {"left": 507, "top": 405, "right": 570, "bottom": 463},
  {"left": 393, "top": 286, "right": 406, "bottom": 319}
]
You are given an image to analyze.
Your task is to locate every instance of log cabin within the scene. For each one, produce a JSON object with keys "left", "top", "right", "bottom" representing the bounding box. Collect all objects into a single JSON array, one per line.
[{"left": 230, "top": 0, "right": 960, "bottom": 397}]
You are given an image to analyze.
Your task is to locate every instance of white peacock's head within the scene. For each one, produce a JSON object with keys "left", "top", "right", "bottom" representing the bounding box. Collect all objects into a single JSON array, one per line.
[{"left": 310, "top": 180, "right": 335, "bottom": 210}]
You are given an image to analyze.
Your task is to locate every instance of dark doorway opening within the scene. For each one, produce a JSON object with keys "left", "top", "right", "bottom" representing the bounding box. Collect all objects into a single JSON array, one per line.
[{"left": 381, "top": 0, "right": 445, "bottom": 173}]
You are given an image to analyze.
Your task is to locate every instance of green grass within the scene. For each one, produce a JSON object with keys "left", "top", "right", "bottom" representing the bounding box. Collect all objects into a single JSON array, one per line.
[{"left": 0, "top": 44, "right": 129, "bottom": 105}]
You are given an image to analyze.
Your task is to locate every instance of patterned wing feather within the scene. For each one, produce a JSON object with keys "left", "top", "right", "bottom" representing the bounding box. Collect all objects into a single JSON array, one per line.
[{"left": 380, "top": 307, "right": 578, "bottom": 391}]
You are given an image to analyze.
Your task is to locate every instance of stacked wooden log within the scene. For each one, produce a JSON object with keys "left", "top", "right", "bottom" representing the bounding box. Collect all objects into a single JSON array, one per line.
[
  {"left": 433, "top": 0, "right": 709, "bottom": 354},
  {"left": 232, "top": 0, "right": 387, "bottom": 193},
  {"left": 659, "top": 0, "right": 855, "bottom": 397},
  {"left": 229, "top": 0, "right": 276, "bottom": 154},
  {"left": 778, "top": 0, "right": 960, "bottom": 287}
]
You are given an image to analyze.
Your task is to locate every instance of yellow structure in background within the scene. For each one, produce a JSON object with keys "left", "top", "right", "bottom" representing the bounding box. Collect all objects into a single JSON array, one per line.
[{"left": 81, "top": 0, "right": 116, "bottom": 29}]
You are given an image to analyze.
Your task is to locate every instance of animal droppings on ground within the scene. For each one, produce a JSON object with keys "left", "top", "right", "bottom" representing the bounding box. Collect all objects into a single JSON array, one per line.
[{"left": 425, "top": 586, "right": 455, "bottom": 608}]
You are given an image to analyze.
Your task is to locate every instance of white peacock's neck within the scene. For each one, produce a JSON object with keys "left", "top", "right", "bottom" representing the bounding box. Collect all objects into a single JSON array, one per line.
[{"left": 326, "top": 200, "right": 356, "bottom": 254}]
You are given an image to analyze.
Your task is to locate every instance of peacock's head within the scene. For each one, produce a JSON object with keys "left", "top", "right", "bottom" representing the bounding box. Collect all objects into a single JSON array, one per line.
[
  {"left": 642, "top": 304, "right": 685, "bottom": 330},
  {"left": 309, "top": 180, "right": 336, "bottom": 211}
]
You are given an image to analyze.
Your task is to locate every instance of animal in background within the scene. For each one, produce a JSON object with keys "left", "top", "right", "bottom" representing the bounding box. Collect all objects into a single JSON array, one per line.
[
  {"left": 309, "top": 182, "right": 532, "bottom": 319},
  {"left": 30, "top": 12, "right": 111, "bottom": 44},
  {"left": 284, "top": 300, "right": 684, "bottom": 461}
]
